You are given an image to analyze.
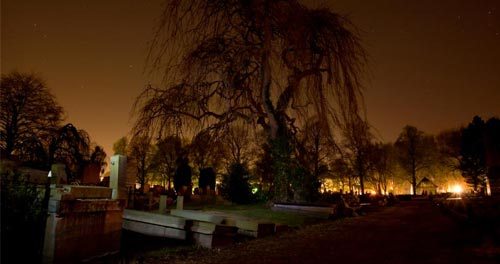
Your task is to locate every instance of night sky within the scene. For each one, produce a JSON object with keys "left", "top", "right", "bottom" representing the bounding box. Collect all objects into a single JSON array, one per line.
[{"left": 2, "top": 0, "right": 499, "bottom": 158}]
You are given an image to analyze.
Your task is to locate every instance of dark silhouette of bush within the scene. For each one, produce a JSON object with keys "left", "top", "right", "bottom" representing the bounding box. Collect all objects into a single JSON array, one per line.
[
  {"left": 1, "top": 169, "right": 45, "bottom": 263},
  {"left": 221, "top": 163, "right": 253, "bottom": 204}
]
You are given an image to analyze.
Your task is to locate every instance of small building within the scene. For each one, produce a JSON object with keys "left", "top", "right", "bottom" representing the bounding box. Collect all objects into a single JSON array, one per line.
[{"left": 416, "top": 177, "right": 438, "bottom": 195}]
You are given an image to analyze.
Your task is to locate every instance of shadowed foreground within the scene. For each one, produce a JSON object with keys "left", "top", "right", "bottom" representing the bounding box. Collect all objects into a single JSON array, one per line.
[{"left": 145, "top": 200, "right": 499, "bottom": 264}]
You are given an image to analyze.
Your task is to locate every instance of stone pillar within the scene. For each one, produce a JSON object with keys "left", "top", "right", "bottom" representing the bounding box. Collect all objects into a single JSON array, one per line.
[
  {"left": 110, "top": 155, "right": 127, "bottom": 199},
  {"left": 177, "top": 196, "right": 184, "bottom": 210}
]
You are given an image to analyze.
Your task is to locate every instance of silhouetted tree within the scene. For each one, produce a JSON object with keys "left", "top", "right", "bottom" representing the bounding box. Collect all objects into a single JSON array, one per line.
[
  {"left": 153, "top": 135, "right": 184, "bottom": 190},
  {"left": 436, "top": 128, "right": 463, "bottom": 171},
  {"left": 133, "top": 0, "right": 366, "bottom": 201},
  {"left": 48, "top": 123, "right": 91, "bottom": 182},
  {"left": 329, "top": 157, "right": 354, "bottom": 192},
  {"left": 0, "top": 71, "right": 64, "bottom": 160},
  {"left": 296, "top": 118, "right": 333, "bottom": 184},
  {"left": 128, "top": 135, "right": 156, "bottom": 193},
  {"left": 88, "top": 145, "right": 107, "bottom": 174},
  {"left": 189, "top": 130, "right": 226, "bottom": 174},
  {"left": 342, "top": 116, "right": 374, "bottom": 195},
  {"left": 112, "top": 137, "right": 128, "bottom": 155},
  {"left": 221, "top": 162, "right": 253, "bottom": 204},
  {"left": 371, "top": 143, "right": 396, "bottom": 195},
  {"left": 223, "top": 124, "right": 255, "bottom": 166},
  {"left": 395, "top": 126, "right": 436, "bottom": 195},
  {"left": 460, "top": 116, "right": 487, "bottom": 192}
]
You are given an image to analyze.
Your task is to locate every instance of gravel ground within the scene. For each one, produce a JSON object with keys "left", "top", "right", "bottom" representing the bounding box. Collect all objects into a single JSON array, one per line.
[{"left": 143, "top": 200, "right": 500, "bottom": 264}]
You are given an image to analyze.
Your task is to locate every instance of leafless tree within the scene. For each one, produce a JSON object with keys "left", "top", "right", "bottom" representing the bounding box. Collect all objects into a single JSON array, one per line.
[
  {"left": 153, "top": 135, "right": 184, "bottom": 190},
  {"left": 128, "top": 135, "right": 157, "bottom": 193},
  {"left": 370, "top": 143, "right": 396, "bottom": 195},
  {"left": 1, "top": 71, "right": 64, "bottom": 159},
  {"left": 189, "top": 129, "right": 226, "bottom": 174},
  {"left": 342, "top": 115, "right": 373, "bottom": 195},
  {"left": 395, "top": 126, "right": 437, "bottom": 195},
  {"left": 296, "top": 117, "right": 335, "bottom": 181},
  {"left": 134, "top": 0, "right": 366, "bottom": 201}
]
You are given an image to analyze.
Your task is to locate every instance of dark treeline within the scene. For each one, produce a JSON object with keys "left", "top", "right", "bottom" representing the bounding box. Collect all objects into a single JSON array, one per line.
[{"left": 0, "top": 71, "right": 107, "bottom": 182}]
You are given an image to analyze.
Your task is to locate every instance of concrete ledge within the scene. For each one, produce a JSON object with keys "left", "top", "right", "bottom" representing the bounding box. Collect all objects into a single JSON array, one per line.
[
  {"left": 56, "top": 199, "right": 125, "bottom": 215},
  {"left": 123, "top": 220, "right": 187, "bottom": 240},
  {"left": 123, "top": 209, "right": 188, "bottom": 229},
  {"left": 170, "top": 209, "right": 225, "bottom": 224},
  {"left": 50, "top": 185, "right": 113, "bottom": 201}
]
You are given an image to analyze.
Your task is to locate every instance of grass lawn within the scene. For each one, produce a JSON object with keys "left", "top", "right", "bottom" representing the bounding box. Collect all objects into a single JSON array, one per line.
[{"left": 182, "top": 203, "right": 329, "bottom": 227}]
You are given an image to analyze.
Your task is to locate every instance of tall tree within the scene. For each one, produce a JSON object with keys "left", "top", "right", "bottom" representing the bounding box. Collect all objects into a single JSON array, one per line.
[
  {"left": 371, "top": 143, "right": 396, "bottom": 195},
  {"left": 128, "top": 136, "right": 156, "bottom": 193},
  {"left": 189, "top": 130, "right": 226, "bottom": 175},
  {"left": 395, "top": 126, "right": 436, "bottom": 195},
  {"left": 459, "top": 116, "right": 487, "bottom": 192},
  {"left": 0, "top": 71, "right": 64, "bottom": 159},
  {"left": 296, "top": 118, "right": 333, "bottom": 183},
  {"left": 133, "top": 0, "right": 365, "bottom": 201},
  {"left": 48, "top": 123, "right": 91, "bottom": 181},
  {"left": 342, "top": 116, "right": 373, "bottom": 195},
  {"left": 153, "top": 135, "right": 184, "bottom": 190}
]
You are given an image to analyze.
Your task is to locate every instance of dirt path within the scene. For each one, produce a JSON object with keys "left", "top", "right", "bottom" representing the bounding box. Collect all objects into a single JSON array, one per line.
[{"left": 145, "top": 200, "right": 498, "bottom": 264}]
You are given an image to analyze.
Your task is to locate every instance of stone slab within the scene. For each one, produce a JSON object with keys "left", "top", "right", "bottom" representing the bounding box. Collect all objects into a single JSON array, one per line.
[
  {"left": 170, "top": 209, "right": 225, "bottom": 224},
  {"left": 50, "top": 185, "right": 113, "bottom": 201},
  {"left": 56, "top": 199, "right": 125, "bottom": 215},
  {"left": 122, "top": 220, "right": 187, "bottom": 240},
  {"left": 123, "top": 209, "right": 188, "bottom": 229}
]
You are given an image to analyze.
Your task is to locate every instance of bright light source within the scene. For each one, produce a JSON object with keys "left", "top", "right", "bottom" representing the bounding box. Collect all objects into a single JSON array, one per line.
[
  {"left": 48, "top": 171, "right": 52, "bottom": 178},
  {"left": 252, "top": 187, "right": 258, "bottom": 194},
  {"left": 451, "top": 184, "right": 463, "bottom": 194}
]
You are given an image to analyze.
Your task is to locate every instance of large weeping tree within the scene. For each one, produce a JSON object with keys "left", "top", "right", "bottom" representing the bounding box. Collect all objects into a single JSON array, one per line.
[{"left": 134, "top": 0, "right": 366, "bottom": 201}]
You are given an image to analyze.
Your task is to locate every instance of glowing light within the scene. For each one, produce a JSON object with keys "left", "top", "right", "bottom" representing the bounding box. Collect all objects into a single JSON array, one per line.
[
  {"left": 451, "top": 185, "right": 463, "bottom": 194},
  {"left": 252, "top": 187, "right": 258, "bottom": 194}
]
